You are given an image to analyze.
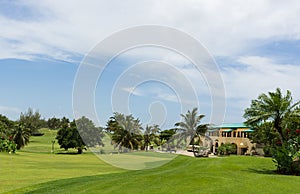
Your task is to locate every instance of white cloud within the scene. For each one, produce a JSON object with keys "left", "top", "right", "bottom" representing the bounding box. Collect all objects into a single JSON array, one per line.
[
  {"left": 2, "top": 0, "right": 300, "bottom": 124},
  {"left": 1, "top": 0, "right": 300, "bottom": 60},
  {"left": 122, "top": 87, "right": 144, "bottom": 97},
  {"left": 221, "top": 55, "right": 300, "bottom": 121}
]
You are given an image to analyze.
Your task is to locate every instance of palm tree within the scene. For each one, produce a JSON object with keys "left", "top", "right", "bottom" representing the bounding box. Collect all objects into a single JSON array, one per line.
[
  {"left": 174, "top": 108, "right": 209, "bottom": 157},
  {"left": 244, "top": 88, "right": 300, "bottom": 142},
  {"left": 111, "top": 113, "right": 142, "bottom": 151},
  {"left": 142, "top": 124, "right": 160, "bottom": 151},
  {"left": 11, "top": 124, "right": 30, "bottom": 150},
  {"left": 143, "top": 125, "right": 153, "bottom": 151},
  {"left": 152, "top": 124, "right": 160, "bottom": 134}
]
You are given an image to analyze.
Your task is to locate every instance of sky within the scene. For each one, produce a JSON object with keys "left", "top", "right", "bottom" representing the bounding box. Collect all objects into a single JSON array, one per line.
[{"left": 1, "top": 0, "right": 300, "bottom": 129}]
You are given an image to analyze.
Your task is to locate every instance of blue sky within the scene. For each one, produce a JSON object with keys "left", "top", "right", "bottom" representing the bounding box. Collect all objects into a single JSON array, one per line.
[{"left": 1, "top": 1, "right": 300, "bottom": 129}]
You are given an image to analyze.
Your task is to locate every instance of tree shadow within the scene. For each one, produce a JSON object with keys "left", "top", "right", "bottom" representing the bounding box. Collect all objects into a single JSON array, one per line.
[
  {"left": 56, "top": 152, "right": 81, "bottom": 155},
  {"left": 247, "top": 168, "right": 276, "bottom": 175}
]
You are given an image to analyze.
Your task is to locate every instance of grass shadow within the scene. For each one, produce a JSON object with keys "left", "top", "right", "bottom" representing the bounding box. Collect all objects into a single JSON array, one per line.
[
  {"left": 247, "top": 168, "right": 276, "bottom": 175},
  {"left": 56, "top": 152, "right": 81, "bottom": 155}
]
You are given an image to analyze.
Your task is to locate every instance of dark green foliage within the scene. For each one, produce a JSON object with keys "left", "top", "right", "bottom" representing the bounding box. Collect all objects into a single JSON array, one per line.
[
  {"left": 143, "top": 125, "right": 152, "bottom": 151},
  {"left": 106, "top": 112, "right": 142, "bottom": 151},
  {"left": 11, "top": 124, "right": 31, "bottom": 150},
  {"left": 47, "top": 117, "right": 61, "bottom": 129},
  {"left": 249, "top": 122, "right": 278, "bottom": 157},
  {"left": 0, "top": 137, "right": 17, "bottom": 153},
  {"left": 142, "top": 125, "right": 160, "bottom": 151},
  {"left": 0, "top": 114, "right": 15, "bottom": 138},
  {"left": 244, "top": 88, "right": 300, "bottom": 175},
  {"left": 31, "top": 132, "right": 44, "bottom": 136},
  {"left": 271, "top": 137, "right": 300, "bottom": 175},
  {"left": 249, "top": 122, "right": 277, "bottom": 145},
  {"left": 60, "top": 117, "right": 70, "bottom": 128},
  {"left": 19, "top": 108, "right": 43, "bottom": 135},
  {"left": 217, "top": 143, "right": 237, "bottom": 155},
  {"left": 76, "top": 116, "right": 104, "bottom": 147},
  {"left": 159, "top": 128, "right": 176, "bottom": 142},
  {"left": 244, "top": 88, "right": 300, "bottom": 142},
  {"left": 56, "top": 120, "right": 85, "bottom": 154}
]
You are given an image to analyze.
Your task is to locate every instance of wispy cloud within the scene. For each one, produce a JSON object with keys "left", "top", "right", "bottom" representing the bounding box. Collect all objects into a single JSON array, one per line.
[
  {"left": 1, "top": 1, "right": 300, "bottom": 60},
  {"left": 122, "top": 87, "right": 144, "bottom": 96},
  {"left": 221, "top": 55, "right": 300, "bottom": 121},
  {"left": 1, "top": 1, "right": 300, "bottom": 125}
]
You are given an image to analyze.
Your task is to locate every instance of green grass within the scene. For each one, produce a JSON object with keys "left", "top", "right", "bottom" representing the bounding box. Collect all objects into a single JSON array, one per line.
[
  {"left": 0, "top": 129, "right": 124, "bottom": 193},
  {"left": 98, "top": 151, "right": 176, "bottom": 170},
  {"left": 2, "top": 129, "right": 300, "bottom": 193}
]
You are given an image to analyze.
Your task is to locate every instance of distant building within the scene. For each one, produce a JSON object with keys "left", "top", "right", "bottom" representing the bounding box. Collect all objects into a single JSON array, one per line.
[{"left": 207, "top": 123, "right": 258, "bottom": 155}]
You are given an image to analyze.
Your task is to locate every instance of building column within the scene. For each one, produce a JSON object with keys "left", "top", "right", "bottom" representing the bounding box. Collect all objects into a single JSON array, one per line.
[{"left": 237, "top": 147, "right": 241, "bottom": 155}]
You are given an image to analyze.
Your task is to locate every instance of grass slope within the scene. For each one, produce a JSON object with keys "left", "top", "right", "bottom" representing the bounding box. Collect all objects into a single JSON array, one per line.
[
  {"left": 2, "top": 129, "right": 300, "bottom": 193},
  {"left": 10, "top": 156, "right": 300, "bottom": 194},
  {"left": 0, "top": 129, "right": 124, "bottom": 193}
]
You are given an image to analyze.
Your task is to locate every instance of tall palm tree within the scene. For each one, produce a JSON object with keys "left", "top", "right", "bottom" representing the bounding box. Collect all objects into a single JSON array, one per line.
[
  {"left": 11, "top": 124, "right": 30, "bottom": 150},
  {"left": 174, "top": 108, "right": 209, "bottom": 157},
  {"left": 244, "top": 88, "right": 300, "bottom": 142}
]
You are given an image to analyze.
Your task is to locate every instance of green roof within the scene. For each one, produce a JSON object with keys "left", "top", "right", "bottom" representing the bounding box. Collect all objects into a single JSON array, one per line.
[{"left": 212, "top": 123, "right": 249, "bottom": 129}]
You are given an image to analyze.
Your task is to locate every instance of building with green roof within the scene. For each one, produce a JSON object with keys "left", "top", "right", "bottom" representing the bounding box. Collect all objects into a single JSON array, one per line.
[{"left": 207, "top": 123, "right": 257, "bottom": 155}]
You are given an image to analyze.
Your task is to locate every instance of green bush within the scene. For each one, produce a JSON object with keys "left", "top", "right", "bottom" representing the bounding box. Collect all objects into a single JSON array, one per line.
[
  {"left": 263, "top": 146, "right": 273, "bottom": 157},
  {"left": 0, "top": 138, "right": 17, "bottom": 153},
  {"left": 272, "top": 137, "right": 300, "bottom": 175},
  {"left": 218, "top": 143, "right": 236, "bottom": 155}
]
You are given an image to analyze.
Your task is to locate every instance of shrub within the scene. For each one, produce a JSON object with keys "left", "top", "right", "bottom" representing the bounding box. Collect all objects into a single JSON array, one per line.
[
  {"left": 272, "top": 137, "right": 300, "bottom": 175},
  {"left": 263, "top": 146, "right": 273, "bottom": 157},
  {"left": 31, "top": 132, "right": 44, "bottom": 136},
  {"left": 218, "top": 143, "right": 236, "bottom": 155},
  {"left": 0, "top": 138, "right": 17, "bottom": 153}
]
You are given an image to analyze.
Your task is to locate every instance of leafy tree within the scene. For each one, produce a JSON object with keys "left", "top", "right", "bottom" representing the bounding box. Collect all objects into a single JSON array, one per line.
[
  {"left": 157, "top": 128, "right": 176, "bottom": 151},
  {"left": 11, "top": 124, "right": 31, "bottom": 150},
  {"left": 19, "top": 108, "right": 42, "bottom": 135},
  {"left": 248, "top": 122, "right": 277, "bottom": 156},
  {"left": 47, "top": 117, "right": 61, "bottom": 129},
  {"left": 76, "top": 116, "right": 104, "bottom": 147},
  {"left": 56, "top": 121, "right": 85, "bottom": 154},
  {"left": 270, "top": 135, "right": 300, "bottom": 175},
  {"left": 159, "top": 129, "right": 176, "bottom": 143},
  {"left": 244, "top": 88, "right": 300, "bottom": 175},
  {"left": 106, "top": 112, "right": 142, "bottom": 151},
  {"left": 0, "top": 114, "right": 14, "bottom": 138},
  {"left": 60, "top": 117, "right": 70, "bottom": 128},
  {"left": 244, "top": 88, "right": 300, "bottom": 142},
  {"left": 174, "top": 108, "right": 209, "bottom": 157}
]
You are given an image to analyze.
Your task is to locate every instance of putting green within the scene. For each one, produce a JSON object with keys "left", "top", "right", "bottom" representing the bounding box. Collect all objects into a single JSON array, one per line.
[{"left": 97, "top": 151, "right": 176, "bottom": 170}]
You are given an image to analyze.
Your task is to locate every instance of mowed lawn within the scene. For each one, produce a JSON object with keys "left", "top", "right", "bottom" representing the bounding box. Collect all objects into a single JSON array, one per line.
[
  {"left": 1, "top": 129, "right": 300, "bottom": 193},
  {"left": 0, "top": 129, "right": 124, "bottom": 193}
]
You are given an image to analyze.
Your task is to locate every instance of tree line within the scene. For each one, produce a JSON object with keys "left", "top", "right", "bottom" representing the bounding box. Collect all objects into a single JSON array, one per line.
[
  {"left": 0, "top": 107, "right": 208, "bottom": 156},
  {"left": 2, "top": 88, "right": 300, "bottom": 176}
]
